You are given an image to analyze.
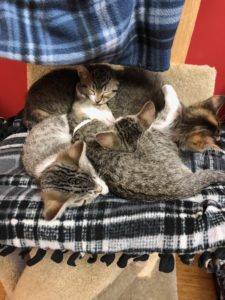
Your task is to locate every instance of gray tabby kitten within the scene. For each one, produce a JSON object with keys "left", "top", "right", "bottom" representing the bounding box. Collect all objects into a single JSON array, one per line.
[
  {"left": 22, "top": 115, "right": 108, "bottom": 220},
  {"left": 22, "top": 115, "right": 72, "bottom": 178},
  {"left": 40, "top": 141, "right": 108, "bottom": 220},
  {"left": 78, "top": 85, "right": 225, "bottom": 201}
]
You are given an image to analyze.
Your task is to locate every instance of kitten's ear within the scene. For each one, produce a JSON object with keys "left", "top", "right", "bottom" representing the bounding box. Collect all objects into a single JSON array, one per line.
[
  {"left": 67, "top": 141, "right": 84, "bottom": 163},
  {"left": 42, "top": 191, "right": 65, "bottom": 221},
  {"left": 75, "top": 65, "right": 92, "bottom": 85},
  {"left": 198, "top": 95, "right": 225, "bottom": 113},
  {"left": 96, "top": 131, "right": 119, "bottom": 150},
  {"left": 137, "top": 101, "right": 155, "bottom": 129}
]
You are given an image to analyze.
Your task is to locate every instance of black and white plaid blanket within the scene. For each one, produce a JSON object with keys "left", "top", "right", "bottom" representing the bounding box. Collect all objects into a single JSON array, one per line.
[{"left": 0, "top": 129, "right": 225, "bottom": 256}]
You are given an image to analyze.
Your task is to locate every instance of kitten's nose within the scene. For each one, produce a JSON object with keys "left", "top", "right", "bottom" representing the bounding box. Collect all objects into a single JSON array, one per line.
[
  {"left": 95, "top": 185, "right": 102, "bottom": 193},
  {"left": 95, "top": 98, "right": 102, "bottom": 104}
]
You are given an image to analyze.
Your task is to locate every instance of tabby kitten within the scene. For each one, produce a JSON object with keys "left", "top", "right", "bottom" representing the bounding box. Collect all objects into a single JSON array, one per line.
[
  {"left": 22, "top": 115, "right": 108, "bottom": 220},
  {"left": 71, "top": 65, "right": 116, "bottom": 125},
  {"left": 82, "top": 85, "right": 225, "bottom": 201},
  {"left": 22, "top": 115, "right": 72, "bottom": 178},
  {"left": 40, "top": 141, "right": 108, "bottom": 221},
  {"left": 23, "top": 64, "right": 119, "bottom": 128},
  {"left": 23, "top": 62, "right": 224, "bottom": 151}
]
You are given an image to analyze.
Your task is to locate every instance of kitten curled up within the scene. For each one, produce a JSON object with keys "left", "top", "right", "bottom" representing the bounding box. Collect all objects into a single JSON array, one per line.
[
  {"left": 75, "top": 85, "right": 225, "bottom": 202},
  {"left": 23, "top": 63, "right": 164, "bottom": 128},
  {"left": 23, "top": 64, "right": 119, "bottom": 128},
  {"left": 21, "top": 115, "right": 108, "bottom": 221}
]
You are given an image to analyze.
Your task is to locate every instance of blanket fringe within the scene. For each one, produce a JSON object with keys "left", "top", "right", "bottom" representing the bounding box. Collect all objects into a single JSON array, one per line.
[
  {"left": 100, "top": 253, "right": 116, "bottom": 266},
  {"left": 19, "top": 247, "right": 32, "bottom": 259},
  {"left": 51, "top": 250, "right": 66, "bottom": 263},
  {"left": 179, "top": 254, "right": 195, "bottom": 265},
  {"left": 67, "top": 252, "right": 80, "bottom": 266},
  {"left": 0, "top": 246, "right": 16, "bottom": 257},
  {"left": 117, "top": 254, "right": 137, "bottom": 268},
  {"left": 26, "top": 249, "right": 47, "bottom": 266},
  {"left": 2, "top": 246, "right": 225, "bottom": 275},
  {"left": 87, "top": 254, "right": 98, "bottom": 264},
  {"left": 158, "top": 254, "right": 175, "bottom": 273}
]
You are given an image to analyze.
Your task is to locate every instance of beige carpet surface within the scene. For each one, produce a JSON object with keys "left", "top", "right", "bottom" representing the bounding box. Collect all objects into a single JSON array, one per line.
[{"left": 12, "top": 251, "right": 158, "bottom": 300}]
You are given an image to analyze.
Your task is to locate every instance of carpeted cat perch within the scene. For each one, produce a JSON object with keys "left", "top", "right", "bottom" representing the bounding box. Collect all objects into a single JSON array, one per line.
[{"left": 1, "top": 63, "right": 225, "bottom": 300}]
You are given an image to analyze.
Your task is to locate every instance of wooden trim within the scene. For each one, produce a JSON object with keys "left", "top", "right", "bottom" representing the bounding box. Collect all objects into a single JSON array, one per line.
[{"left": 171, "top": 0, "right": 201, "bottom": 64}]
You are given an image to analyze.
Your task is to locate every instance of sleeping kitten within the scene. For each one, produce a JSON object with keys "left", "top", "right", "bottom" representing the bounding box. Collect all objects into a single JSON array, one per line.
[
  {"left": 40, "top": 141, "right": 108, "bottom": 220},
  {"left": 173, "top": 95, "right": 225, "bottom": 151},
  {"left": 23, "top": 64, "right": 119, "bottom": 128},
  {"left": 22, "top": 115, "right": 72, "bottom": 178},
  {"left": 71, "top": 65, "right": 116, "bottom": 125},
  {"left": 80, "top": 85, "right": 225, "bottom": 201},
  {"left": 23, "top": 62, "right": 224, "bottom": 151},
  {"left": 22, "top": 115, "right": 108, "bottom": 220}
]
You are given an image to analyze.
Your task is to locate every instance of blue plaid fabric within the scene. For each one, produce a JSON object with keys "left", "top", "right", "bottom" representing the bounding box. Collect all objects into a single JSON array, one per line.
[{"left": 0, "top": 0, "right": 184, "bottom": 71}]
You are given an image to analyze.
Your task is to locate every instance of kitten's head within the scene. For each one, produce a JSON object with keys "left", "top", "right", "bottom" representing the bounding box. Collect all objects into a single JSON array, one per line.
[
  {"left": 40, "top": 141, "right": 107, "bottom": 220},
  {"left": 95, "top": 101, "right": 155, "bottom": 152},
  {"left": 75, "top": 65, "right": 119, "bottom": 105},
  {"left": 175, "top": 95, "right": 225, "bottom": 152}
]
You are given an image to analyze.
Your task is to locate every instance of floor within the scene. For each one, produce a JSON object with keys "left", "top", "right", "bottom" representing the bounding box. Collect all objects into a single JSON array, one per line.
[
  {"left": 0, "top": 284, "right": 5, "bottom": 300},
  {"left": 0, "top": 255, "right": 217, "bottom": 300},
  {"left": 176, "top": 256, "right": 217, "bottom": 300}
]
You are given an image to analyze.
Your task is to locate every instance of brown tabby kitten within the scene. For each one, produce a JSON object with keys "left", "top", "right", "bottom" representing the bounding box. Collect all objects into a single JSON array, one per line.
[
  {"left": 40, "top": 141, "right": 108, "bottom": 221},
  {"left": 77, "top": 85, "right": 225, "bottom": 202},
  {"left": 23, "top": 64, "right": 119, "bottom": 128}
]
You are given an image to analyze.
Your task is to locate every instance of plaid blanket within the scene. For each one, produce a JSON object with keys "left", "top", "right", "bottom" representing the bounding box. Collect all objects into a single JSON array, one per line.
[
  {"left": 0, "top": 0, "right": 184, "bottom": 71},
  {"left": 0, "top": 129, "right": 225, "bottom": 256}
]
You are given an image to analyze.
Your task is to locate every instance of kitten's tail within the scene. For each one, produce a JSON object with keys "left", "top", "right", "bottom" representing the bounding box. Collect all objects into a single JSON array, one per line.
[{"left": 172, "top": 170, "right": 225, "bottom": 199}]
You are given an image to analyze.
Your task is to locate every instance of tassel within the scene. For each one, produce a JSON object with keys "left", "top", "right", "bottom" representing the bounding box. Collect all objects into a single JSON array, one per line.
[
  {"left": 198, "top": 251, "right": 211, "bottom": 268},
  {"left": 26, "top": 249, "right": 47, "bottom": 266},
  {"left": 51, "top": 250, "right": 64, "bottom": 263},
  {"left": 158, "top": 254, "right": 175, "bottom": 273},
  {"left": 19, "top": 248, "right": 32, "bottom": 259},
  {"left": 117, "top": 254, "right": 136, "bottom": 268},
  {"left": 100, "top": 253, "right": 116, "bottom": 266},
  {"left": 87, "top": 254, "right": 98, "bottom": 264},
  {"left": 179, "top": 254, "right": 195, "bottom": 265},
  {"left": 133, "top": 254, "right": 149, "bottom": 262},
  {"left": 67, "top": 252, "right": 80, "bottom": 267},
  {"left": 0, "top": 246, "right": 16, "bottom": 257},
  {"left": 213, "top": 248, "right": 225, "bottom": 260}
]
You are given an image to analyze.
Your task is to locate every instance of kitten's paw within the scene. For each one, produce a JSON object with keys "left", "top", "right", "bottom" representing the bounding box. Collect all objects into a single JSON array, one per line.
[
  {"left": 162, "top": 84, "right": 181, "bottom": 110},
  {"left": 162, "top": 84, "right": 177, "bottom": 97}
]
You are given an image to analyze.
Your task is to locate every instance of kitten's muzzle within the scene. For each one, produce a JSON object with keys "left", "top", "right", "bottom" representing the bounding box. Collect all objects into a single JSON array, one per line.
[{"left": 95, "top": 185, "right": 103, "bottom": 193}]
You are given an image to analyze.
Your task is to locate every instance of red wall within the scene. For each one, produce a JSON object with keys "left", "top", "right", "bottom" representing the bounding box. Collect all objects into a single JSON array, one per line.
[
  {"left": 0, "top": 59, "right": 27, "bottom": 118},
  {"left": 186, "top": 0, "right": 225, "bottom": 94},
  {"left": 0, "top": 0, "right": 225, "bottom": 118}
]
